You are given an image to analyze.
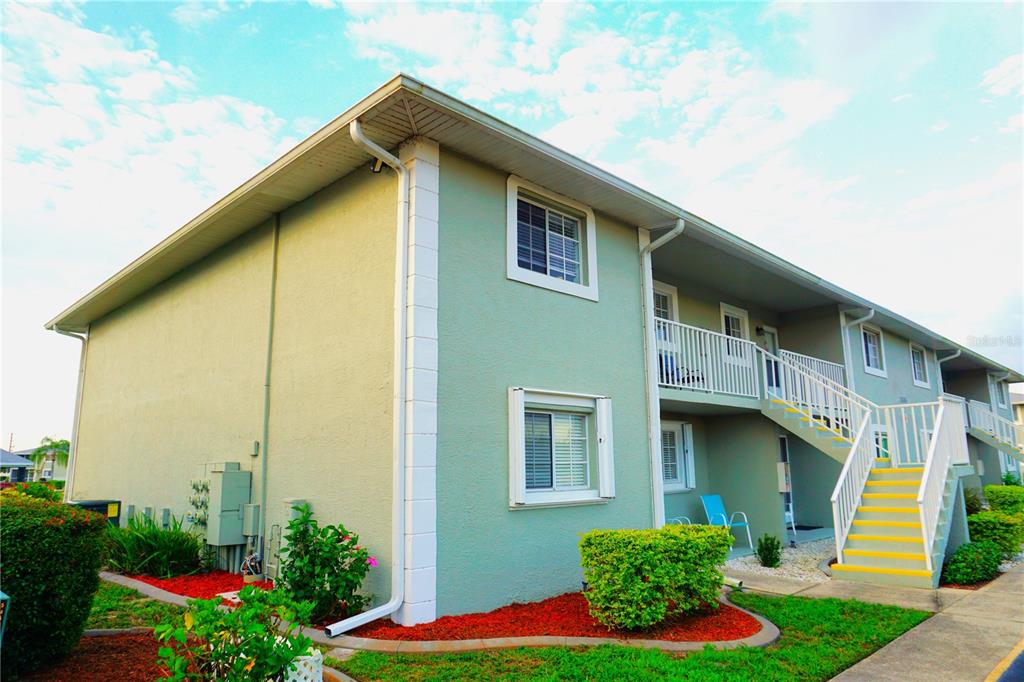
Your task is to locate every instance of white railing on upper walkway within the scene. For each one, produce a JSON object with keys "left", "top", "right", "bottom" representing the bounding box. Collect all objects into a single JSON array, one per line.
[
  {"left": 779, "top": 349, "right": 847, "bottom": 387},
  {"left": 968, "top": 399, "right": 1022, "bottom": 450},
  {"left": 655, "top": 319, "right": 760, "bottom": 398},
  {"left": 761, "top": 349, "right": 873, "bottom": 445},
  {"left": 830, "top": 414, "right": 875, "bottom": 561},
  {"left": 918, "top": 396, "right": 969, "bottom": 572}
]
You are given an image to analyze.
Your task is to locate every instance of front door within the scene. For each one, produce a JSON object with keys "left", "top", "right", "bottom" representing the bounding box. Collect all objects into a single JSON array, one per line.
[{"left": 762, "top": 326, "right": 781, "bottom": 396}]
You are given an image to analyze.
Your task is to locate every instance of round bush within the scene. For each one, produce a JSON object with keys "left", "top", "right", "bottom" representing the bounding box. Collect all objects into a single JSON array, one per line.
[
  {"left": 984, "top": 485, "right": 1024, "bottom": 516},
  {"left": 967, "top": 510, "right": 1024, "bottom": 559},
  {"left": 942, "top": 541, "right": 1002, "bottom": 585},
  {"left": 0, "top": 491, "right": 106, "bottom": 677}
]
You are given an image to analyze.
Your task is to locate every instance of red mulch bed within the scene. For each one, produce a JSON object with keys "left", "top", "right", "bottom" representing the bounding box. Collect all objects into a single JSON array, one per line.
[
  {"left": 23, "top": 634, "right": 162, "bottom": 681},
  {"left": 351, "top": 592, "right": 761, "bottom": 642},
  {"left": 129, "top": 570, "right": 273, "bottom": 600},
  {"left": 941, "top": 580, "right": 991, "bottom": 591}
]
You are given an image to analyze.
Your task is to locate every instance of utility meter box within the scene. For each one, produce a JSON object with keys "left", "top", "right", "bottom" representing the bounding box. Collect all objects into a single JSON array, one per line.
[{"left": 200, "top": 462, "right": 251, "bottom": 546}]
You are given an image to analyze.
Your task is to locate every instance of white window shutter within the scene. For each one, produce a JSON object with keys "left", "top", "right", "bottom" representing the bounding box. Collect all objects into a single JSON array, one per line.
[
  {"left": 683, "top": 423, "right": 696, "bottom": 489},
  {"left": 508, "top": 388, "right": 526, "bottom": 505},
  {"left": 596, "top": 397, "right": 615, "bottom": 498}
]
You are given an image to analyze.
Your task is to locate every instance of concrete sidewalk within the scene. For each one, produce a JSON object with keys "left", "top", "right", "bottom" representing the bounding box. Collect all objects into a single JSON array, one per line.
[{"left": 829, "top": 566, "right": 1024, "bottom": 682}]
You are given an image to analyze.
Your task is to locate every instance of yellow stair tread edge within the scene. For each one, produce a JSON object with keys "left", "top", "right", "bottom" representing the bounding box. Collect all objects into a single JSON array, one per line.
[
  {"left": 871, "top": 467, "right": 924, "bottom": 474},
  {"left": 848, "top": 534, "right": 924, "bottom": 543},
  {"left": 862, "top": 493, "right": 917, "bottom": 499},
  {"left": 875, "top": 457, "right": 891, "bottom": 462},
  {"left": 852, "top": 520, "right": 922, "bottom": 528},
  {"left": 864, "top": 477, "right": 921, "bottom": 483},
  {"left": 857, "top": 506, "right": 919, "bottom": 514},
  {"left": 844, "top": 549, "right": 926, "bottom": 560},
  {"left": 832, "top": 563, "right": 931, "bottom": 578}
]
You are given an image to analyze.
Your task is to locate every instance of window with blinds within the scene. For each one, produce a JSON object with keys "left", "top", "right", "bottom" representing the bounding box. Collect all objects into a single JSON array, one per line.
[
  {"left": 654, "top": 291, "right": 671, "bottom": 320},
  {"left": 661, "top": 422, "right": 695, "bottom": 492},
  {"left": 516, "top": 197, "right": 582, "bottom": 284},
  {"left": 525, "top": 411, "right": 589, "bottom": 491},
  {"left": 662, "top": 429, "right": 679, "bottom": 482}
]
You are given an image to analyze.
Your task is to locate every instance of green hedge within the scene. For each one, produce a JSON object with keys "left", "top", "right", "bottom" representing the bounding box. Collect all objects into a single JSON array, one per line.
[
  {"left": 985, "top": 485, "right": 1024, "bottom": 516},
  {"left": 942, "top": 541, "right": 1002, "bottom": 585},
  {"left": 579, "top": 524, "right": 732, "bottom": 631},
  {"left": 0, "top": 492, "right": 107, "bottom": 677},
  {"left": 967, "top": 510, "right": 1024, "bottom": 559}
]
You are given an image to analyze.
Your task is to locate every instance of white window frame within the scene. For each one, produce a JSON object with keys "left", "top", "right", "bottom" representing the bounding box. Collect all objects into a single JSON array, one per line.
[
  {"left": 909, "top": 342, "right": 930, "bottom": 389},
  {"left": 994, "top": 379, "right": 1008, "bottom": 409},
  {"left": 506, "top": 176, "right": 599, "bottom": 301},
  {"left": 719, "top": 303, "right": 750, "bottom": 340},
  {"left": 652, "top": 281, "right": 679, "bottom": 321},
  {"left": 508, "top": 387, "right": 614, "bottom": 508},
  {"left": 860, "top": 323, "right": 887, "bottom": 378},
  {"left": 661, "top": 420, "right": 696, "bottom": 493}
]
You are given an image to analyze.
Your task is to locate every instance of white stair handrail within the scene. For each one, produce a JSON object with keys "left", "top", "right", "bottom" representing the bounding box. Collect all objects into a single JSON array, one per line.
[
  {"left": 779, "top": 349, "right": 847, "bottom": 387},
  {"left": 829, "top": 414, "right": 874, "bottom": 562},
  {"left": 968, "top": 400, "right": 1022, "bottom": 449},
  {"left": 917, "top": 397, "right": 968, "bottom": 572}
]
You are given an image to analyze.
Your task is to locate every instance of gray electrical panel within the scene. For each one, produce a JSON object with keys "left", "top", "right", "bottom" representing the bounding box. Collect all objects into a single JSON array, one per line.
[{"left": 199, "top": 462, "right": 252, "bottom": 546}]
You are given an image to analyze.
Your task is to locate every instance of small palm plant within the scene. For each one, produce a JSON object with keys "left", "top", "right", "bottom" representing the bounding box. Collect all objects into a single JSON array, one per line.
[{"left": 30, "top": 436, "right": 70, "bottom": 478}]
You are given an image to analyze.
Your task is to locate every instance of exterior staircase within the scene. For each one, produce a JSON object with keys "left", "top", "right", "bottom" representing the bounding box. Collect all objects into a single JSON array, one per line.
[
  {"left": 757, "top": 350, "right": 970, "bottom": 590},
  {"left": 967, "top": 399, "right": 1024, "bottom": 465}
]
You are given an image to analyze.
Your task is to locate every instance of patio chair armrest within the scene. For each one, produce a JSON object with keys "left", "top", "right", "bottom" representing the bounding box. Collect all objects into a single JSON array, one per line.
[
  {"left": 730, "top": 511, "right": 749, "bottom": 524},
  {"left": 710, "top": 512, "right": 729, "bottom": 526}
]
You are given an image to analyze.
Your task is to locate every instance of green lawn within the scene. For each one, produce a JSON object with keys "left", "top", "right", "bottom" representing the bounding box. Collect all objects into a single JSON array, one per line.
[
  {"left": 329, "top": 592, "right": 930, "bottom": 682},
  {"left": 86, "top": 580, "right": 184, "bottom": 630}
]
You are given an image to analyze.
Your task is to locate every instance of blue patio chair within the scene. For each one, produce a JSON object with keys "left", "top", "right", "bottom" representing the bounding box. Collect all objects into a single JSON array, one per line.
[{"left": 700, "top": 494, "right": 753, "bottom": 549}]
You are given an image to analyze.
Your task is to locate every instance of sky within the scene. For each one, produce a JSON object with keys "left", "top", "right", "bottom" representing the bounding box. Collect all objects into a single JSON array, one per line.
[{"left": 2, "top": 1, "right": 1022, "bottom": 449}]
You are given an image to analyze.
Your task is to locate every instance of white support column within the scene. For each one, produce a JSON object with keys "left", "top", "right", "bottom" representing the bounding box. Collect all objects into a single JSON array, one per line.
[{"left": 395, "top": 137, "right": 439, "bottom": 625}]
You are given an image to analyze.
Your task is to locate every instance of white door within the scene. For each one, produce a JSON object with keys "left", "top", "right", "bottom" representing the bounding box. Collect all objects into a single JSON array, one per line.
[{"left": 762, "top": 326, "right": 781, "bottom": 396}]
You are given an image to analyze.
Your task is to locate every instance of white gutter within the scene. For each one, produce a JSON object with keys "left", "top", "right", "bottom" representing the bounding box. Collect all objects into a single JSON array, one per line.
[
  {"left": 640, "top": 219, "right": 685, "bottom": 528},
  {"left": 840, "top": 308, "right": 875, "bottom": 393},
  {"left": 324, "top": 120, "right": 409, "bottom": 637},
  {"left": 49, "top": 326, "right": 88, "bottom": 503},
  {"left": 936, "top": 349, "right": 961, "bottom": 394}
]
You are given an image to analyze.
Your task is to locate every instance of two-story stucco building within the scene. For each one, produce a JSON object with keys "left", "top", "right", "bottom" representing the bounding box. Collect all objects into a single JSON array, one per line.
[{"left": 49, "top": 75, "right": 1024, "bottom": 633}]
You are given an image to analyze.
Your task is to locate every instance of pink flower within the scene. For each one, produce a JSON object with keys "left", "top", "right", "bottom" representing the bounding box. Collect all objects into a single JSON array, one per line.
[
  {"left": 367, "top": 556, "right": 379, "bottom": 568},
  {"left": 343, "top": 535, "right": 351, "bottom": 542}
]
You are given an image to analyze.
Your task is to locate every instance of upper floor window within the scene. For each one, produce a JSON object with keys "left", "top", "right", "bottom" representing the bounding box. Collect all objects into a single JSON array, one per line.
[
  {"left": 720, "top": 303, "right": 750, "bottom": 361},
  {"left": 909, "top": 343, "right": 929, "bottom": 388},
  {"left": 506, "top": 176, "right": 598, "bottom": 301},
  {"left": 996, "top": 380, "right": 1008, "bottom": 408},
  {"left": 861, "top": 324, "right": 887, "bottom": 377}
]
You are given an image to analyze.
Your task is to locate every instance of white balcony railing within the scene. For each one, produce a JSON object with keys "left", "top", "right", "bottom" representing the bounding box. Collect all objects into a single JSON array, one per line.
[
  {"left": 968, "top": 399, "right": 1021, "bottom": 450},
  {"left": 655, "top": 319, "right": 759, "bottom": 398},
  {"left": 779, "top": 349, "right": 847, "bottom": 387}
]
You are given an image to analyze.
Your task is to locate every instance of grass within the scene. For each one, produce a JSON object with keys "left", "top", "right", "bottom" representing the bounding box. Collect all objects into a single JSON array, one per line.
[
  {"left": 328, "top": 592, "right": 930, "bottom": 681},
  {"left": 86, "top": 580, "right": 184, "bottom": 629}
]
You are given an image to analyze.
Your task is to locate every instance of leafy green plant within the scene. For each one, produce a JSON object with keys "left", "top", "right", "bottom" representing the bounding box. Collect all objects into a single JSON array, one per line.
[
  {"left": 30, "top": 436, "right": 70, "bottom": 468},
  {"left": 963, "top": 487, "right": 983, "bottom": 515},
  {"left": 967, "top": 510, "right": 1024, "bottom": 559},
  {"left": 106, "top": 513, "right": 204, "bottom": 577},
  {"left": 277, "top": 503, "right": 377, "bottom": 623},
  {"left": 578, "top": 524, "right": 733, "bottom": 631},
  {"left": 756, "top": 534, "right": 783, "bottom": 568},
  {"left": 155, "top": 586, "right": 313, "bottom": 681},
  {"left": 0, "top": 492, "right": 107, "bottom": 677},
  {"left": 985, "top": 484, "right": 1024, "bottom": 515},
  {"left": 8, "top": 480, "right": 62, "bottom": 502},
  {"left": 1001, "top": 471, "right": 1022, "bottom": 486},
  {"left": 942, "top": 541, "right": 1002, "bottom": 585}
]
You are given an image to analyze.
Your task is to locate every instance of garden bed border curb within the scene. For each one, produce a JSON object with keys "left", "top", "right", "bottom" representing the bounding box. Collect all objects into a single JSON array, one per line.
[{"left": 101, "top": 572, "right": 780, "bottom": 654}]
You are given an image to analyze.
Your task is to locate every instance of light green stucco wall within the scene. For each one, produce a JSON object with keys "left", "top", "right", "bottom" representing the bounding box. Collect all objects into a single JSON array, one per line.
[
  {"left": 72, "top": 167, "right": 397, "bottom": 601},
  {"left": 787, "top": 437, "right": 842, "bottom": 529},
  {"left": 435, "top": 150, "right": 653, "bottom": 616},
  {"left": 659, "top": 277, "right": 780, "bottom": 355},
  {"left": 778, "top": 306, "right": 844, "bottom": 364},
  {"left": 845, "top": 323, "right": 942, "bottom": 406}
]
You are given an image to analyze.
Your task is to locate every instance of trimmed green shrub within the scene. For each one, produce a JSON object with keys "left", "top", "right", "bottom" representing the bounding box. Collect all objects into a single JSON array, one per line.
[
  {"left": 756, "top": 534, "right": 783, "bottom": 568},
  {"left": 277, "top": 504, "right": 377, "bottom": 623},
  {"left": 579, "top": 524, "right": 733, "bottom": 631},
  {"left": 106, "top": 513, "right": 203, "bottom": 578},
  {"left": 963, "top": 487, "right": 983, "bottom": 515},
  {"left": 52, "top": 479, "right": 66, "bottom": 490},
  {"left": 985, "top": 484, "right": 1024, "bottom": 515},
  {"left": 967, "top": 511, "right": 1024, "bottom": 559},
  {"left": 942, "top": 541, "right": 1002, "bottom": 585},
  {"left": 1001, "top": 471, "right": 1022, "bottom": 486},
  {"left": 10, "top": 480, "right": 62, "bottom": 502},
  {"left": 155, "top": 586, "right": 313, "bottom": 680},
  {"left": 0, "top": 492, "right": 107, "bottom": 677}
]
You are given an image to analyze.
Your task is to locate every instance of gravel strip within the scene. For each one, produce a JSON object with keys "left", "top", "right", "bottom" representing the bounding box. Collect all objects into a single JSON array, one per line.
[{"left": 726, "top": 538, "right": 834, "bottom": 583}]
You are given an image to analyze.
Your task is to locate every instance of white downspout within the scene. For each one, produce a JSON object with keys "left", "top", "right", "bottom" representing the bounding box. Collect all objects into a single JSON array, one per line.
[
  {"left": 936, "top": 349, "right": 961, "bottom": 395},
  {"left": 840, "top": 308, "right": 875, "bottom": 394},
  {"left": 49, "top": 325, "right": 88, "bottom": 502},
  {"left": 640, "top": 218, "right": 685, "bottom": 528},
  {"left": 324, "top": 120, "right": 409, "bottom": 637}
]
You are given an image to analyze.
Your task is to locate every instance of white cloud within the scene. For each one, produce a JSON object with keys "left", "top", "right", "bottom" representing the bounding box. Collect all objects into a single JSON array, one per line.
[
  {"left": 892, "top": 93, "right": 913, "bottom": 102},
  {"left": 2, "top": 3, "right": 296, "bottom": 446},
  {"left": 981, "top": 54, "right": 1023, "bottom": 97},
  {"left": 1000, "top": 113, "right": 1023, "bottom": 134},
  {"left": 170, "top": 1, "right": 228, "bottom": 28},
  {"left": 929, "top": 121, "right": 949, "bottom": 133}
]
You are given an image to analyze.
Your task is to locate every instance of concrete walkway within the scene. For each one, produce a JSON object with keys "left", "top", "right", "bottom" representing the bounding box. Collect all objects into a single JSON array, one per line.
[{"left": 828, "top": 567, "right": 1024, "bottom": 682}]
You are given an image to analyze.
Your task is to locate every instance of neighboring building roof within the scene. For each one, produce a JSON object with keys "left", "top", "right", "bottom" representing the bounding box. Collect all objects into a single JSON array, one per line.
[
  {"left": 1011, "top": 392, "right": 1024, "bottom": 405},
  {"left": 0, "top": 449, "right": 34, "bottom": 468},
  {"left": 46, "top": 74, "right": 1023, "bottom": 382}
]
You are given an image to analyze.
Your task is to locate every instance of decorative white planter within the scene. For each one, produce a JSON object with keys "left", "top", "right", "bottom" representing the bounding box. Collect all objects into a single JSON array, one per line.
[{"left": 285, "top": 647, "right": 323, "bottom": 682}]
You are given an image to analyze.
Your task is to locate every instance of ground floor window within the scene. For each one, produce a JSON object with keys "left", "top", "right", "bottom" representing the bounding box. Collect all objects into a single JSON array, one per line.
[
  {"left": 509, "top": 387, "right": 614, "bottom": 507},
  {"left": 661, "top": 421, "right": 695, "bottom": 493},
  {"left": 873, "top": 425, "right": 890, "bottom": 458}
]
